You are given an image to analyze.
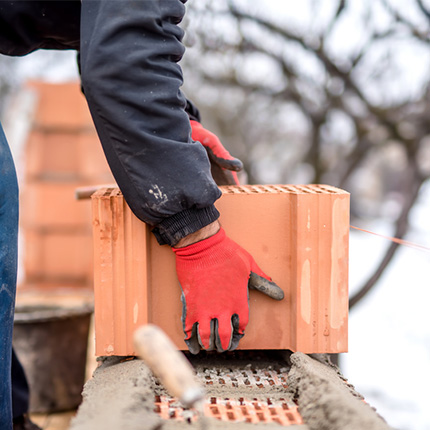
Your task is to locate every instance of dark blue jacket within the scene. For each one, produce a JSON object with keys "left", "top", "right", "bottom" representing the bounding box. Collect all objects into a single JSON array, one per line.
[{"left": 0, "top": 0, "right": 221, "bottom": 246}]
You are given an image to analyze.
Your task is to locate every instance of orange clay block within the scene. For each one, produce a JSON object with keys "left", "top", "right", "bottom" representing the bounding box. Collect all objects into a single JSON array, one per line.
[
  {"left": 25, "top": 81, "right": 113, "bottom": 182},
  {"left": 21, "top": 182, "right": 93, "bottom": 229},
  {"left": 25, "top": 129, "right": 113, "bottom": 182},
  {"left": 26, "top": 131, "right": 81, "bottom": 180},
  {"left": 25, "top": 229, "right": 93, "bottom": 284},
  {"left": 91, "top": 185, "right": 349, "bottom": 356},
  {"left": 28, "top": 81, "right": 95, "bottom": 130}
]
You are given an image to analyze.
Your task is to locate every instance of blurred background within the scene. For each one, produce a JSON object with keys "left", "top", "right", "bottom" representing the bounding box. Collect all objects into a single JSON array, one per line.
[{"left": 1, "top": 0, "right": 429, "bottom": 429}]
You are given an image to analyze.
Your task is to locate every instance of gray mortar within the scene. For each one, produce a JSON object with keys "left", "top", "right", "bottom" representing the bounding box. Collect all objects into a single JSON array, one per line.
[
  {"left": 286, "top": 352, "right": 393, "bottom": 430},
  {"left": 70, "top": 357, "right": 162, "bottom": 430},
  {"left": 71, "top": 354, "right": 308, "bottom": 430},
  {"left": 71, "top": 351, "right": 392, "bottom": 430}
]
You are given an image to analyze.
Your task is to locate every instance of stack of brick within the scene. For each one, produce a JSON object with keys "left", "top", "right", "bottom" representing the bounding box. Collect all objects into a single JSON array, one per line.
[{"left": 20, "top": 81, "right": 114, "bottom": 289}]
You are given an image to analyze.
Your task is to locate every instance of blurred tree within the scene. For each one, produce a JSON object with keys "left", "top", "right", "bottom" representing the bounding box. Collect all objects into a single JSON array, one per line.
[
  {"left": 181, "top": 0, "right": 430, "bottom": 309},
  {"left": 1, "top": 1, "right": 429, "bottom": 308}
]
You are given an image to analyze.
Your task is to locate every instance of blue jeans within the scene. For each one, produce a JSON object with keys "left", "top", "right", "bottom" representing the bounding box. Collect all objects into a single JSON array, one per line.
[{"left": 0, "top": 122, "right": 19, "bottom": 430}]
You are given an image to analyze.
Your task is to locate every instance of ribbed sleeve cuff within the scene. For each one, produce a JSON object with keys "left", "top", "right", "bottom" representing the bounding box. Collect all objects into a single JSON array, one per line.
[{"left": 152, "top": 205, "right": 220, "bottom": 246}]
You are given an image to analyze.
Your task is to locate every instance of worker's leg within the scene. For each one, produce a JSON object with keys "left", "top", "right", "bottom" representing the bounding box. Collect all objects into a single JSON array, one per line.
[
  {"left": 12, "top": 349, "right": 29, "bottom": 419},
  {"left": 0, "top": 122, "right": 19, "bottom": 430}
]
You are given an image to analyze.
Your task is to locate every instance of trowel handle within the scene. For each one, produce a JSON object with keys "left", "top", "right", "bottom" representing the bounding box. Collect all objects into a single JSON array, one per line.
[{"left": 133, "top": 324, "right": 205, "bottom": 408}]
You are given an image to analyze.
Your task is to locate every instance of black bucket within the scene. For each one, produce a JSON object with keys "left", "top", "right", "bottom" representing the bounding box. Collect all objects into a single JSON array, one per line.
[{"left": 13, "top": 304, "right": 93, "bottom": 413}]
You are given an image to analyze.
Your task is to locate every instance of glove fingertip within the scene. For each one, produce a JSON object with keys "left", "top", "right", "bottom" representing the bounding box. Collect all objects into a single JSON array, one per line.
[
  {"left": 225, "top": 158, "right": 244, "bottom": 172},
  {"left": 214, "top": 318, "right": 234, "bottom": 353},
  {"left": 229, "top": 314, "right": 244, "bottom": 351},
  {"left": 229, "top": 332, "right": 244, "bottom": 351},
  {"left": 218, "top": 157, "right": 243, "bottom": 172},
  {"left": 184, "top": 323, "right": 201, "bottom": 355},
  {"left": 185, "top": 338, "right": 201, "bottom": 355},
  {"left": 205, "top": 147, "right": 243, "bottom": 172},
  {"left": 197, "top": 322, "right": 214, "bottom": 351},
  {"left": 249, "top": 272, "right": 285, "bottom": 301}
]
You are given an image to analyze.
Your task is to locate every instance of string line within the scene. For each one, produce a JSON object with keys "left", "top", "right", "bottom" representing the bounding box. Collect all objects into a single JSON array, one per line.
[{"left": 350, "top": 225, "right": 430, "bottom": 252}]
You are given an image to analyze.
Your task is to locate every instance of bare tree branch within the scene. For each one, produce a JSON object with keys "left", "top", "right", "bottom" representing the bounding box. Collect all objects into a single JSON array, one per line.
[
  {"left": 322, "top": 0, "right": 348, "bottom": 42},
  {"left": 381, "top": 0, "right": 430, "bottom": 43},
  {"left": 417, "top": 0, "right": 430, "bottom": 21},
  {"left": 349, "top": 163, "right": 425, "bottom": 309}
]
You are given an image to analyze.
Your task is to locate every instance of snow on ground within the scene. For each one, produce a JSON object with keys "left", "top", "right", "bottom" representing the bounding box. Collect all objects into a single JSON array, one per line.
[{"left": 343, "top": 182, "right": 430, "bottom": 430}]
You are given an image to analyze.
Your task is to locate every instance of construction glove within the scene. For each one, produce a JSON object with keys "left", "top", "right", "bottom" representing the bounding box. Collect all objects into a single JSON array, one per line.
[
  {"left": 190, "top": 120, "right": 243, "bottom": 186},
  {"left": 172, "top": 228, "right": 284, "bottom": 354}
]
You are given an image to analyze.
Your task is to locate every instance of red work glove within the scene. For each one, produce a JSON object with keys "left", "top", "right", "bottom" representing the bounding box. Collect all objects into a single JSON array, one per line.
[
  {"left": 172, "top": 228, "right": 284, "bottom": 354},
  {"left": 190, "top": 120, "right": 243, "bottom": 185}
]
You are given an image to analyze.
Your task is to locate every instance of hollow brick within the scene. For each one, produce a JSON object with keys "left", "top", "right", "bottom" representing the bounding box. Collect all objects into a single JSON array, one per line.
[{"left": 91, "top": 185, "right": 350, "bottom": 355}]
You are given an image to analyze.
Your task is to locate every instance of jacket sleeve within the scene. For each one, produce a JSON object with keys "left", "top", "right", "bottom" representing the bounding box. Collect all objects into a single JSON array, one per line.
[
  {"left": 0, "top": 1, "right": 81, "bottom": 55},
  {"left": 185, "top": 98, "right": 201, "bottom": 123},
  {"left": 79, "top": 0, "right": 221, "bottom": 246}
]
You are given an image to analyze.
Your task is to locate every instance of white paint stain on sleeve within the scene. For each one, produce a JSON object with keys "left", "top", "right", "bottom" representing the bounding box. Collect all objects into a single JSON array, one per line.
[{"left": 148, "top": 185, "right": 168, "bottom": 203}]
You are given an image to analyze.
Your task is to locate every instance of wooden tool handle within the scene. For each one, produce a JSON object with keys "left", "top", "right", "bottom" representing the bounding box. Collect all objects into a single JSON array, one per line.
[{"left": 133, "top": 324, "right": 205, "bottom": 408}]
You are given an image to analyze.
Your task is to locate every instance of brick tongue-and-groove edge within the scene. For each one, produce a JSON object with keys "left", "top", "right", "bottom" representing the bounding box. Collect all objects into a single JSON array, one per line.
[{"left": 91, "top": 184, "right": 350, "bottom": 356}]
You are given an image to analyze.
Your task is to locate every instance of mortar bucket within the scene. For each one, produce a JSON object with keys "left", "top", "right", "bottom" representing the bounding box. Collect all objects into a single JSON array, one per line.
[{"left": 13, "top": 304, "right": 93, "bottom": 413}]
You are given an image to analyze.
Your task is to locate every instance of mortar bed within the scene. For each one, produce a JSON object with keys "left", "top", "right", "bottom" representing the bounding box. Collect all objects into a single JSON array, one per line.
[{"left": 153, "top": 351, "right": 303, "bottom": 426}]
